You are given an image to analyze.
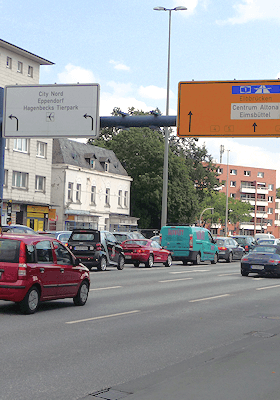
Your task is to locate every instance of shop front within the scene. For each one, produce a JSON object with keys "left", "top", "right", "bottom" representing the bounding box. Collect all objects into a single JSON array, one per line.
[{"left": 27, "top": 205, "right": 49, "bottom": 232}]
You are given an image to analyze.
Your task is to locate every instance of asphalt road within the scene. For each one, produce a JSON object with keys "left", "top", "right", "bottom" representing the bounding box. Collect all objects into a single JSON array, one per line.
[{"left": 2, "top": 260, "right": 280, "bottom": 400}]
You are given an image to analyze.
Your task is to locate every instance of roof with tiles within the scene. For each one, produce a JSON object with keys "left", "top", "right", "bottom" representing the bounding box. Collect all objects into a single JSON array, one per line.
[{"left": 52, "top": 138, "right": 128, "bottom": 177}]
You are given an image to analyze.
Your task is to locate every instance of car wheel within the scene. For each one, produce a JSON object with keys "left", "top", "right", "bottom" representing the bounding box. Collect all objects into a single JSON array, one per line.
[
  {"left": 226, "top": 252, "right": 233, "bottom": 263},
  {"left": 145, "top": 254, "right": 154, "bottom": 268},
  {"left": 117, "top": 254, "right": 125, "bottom": 270},
  {"left": 193, "top": 253, "right": 201, "bottom": 265},
  {"left": 241, "top": 269, "right": 249, "bottom": 276},
  {"left": 19, "top": 286, "right": 40, "bottom": 314},
  {"left": 73, "top": 280, "right": 89, "bottom": 306},
  {"left": 211, "top": 253, "right": 218, "bottom": 264},
  {"left": 134, "top": 261, "right": 140, "bottom": 268},
  {"left": 97, "top": 256, "right": 107, "bottom": 271},
  {"left": 165, "top": 254, "right": 172, "bottom": 267}
]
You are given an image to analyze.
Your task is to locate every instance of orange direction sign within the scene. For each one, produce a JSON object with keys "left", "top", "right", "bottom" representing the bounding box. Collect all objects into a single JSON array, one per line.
[{"left": 177, "top": 80, "right": 280, "bottom": 137}]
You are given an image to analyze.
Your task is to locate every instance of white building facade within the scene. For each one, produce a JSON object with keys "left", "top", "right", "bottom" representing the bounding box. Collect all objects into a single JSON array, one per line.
[
  {"left": 51, "top": 138, "right": 138, "bottom": 231},
  {"left": 0, "top": 39, "right": 54, "bottom": 229}
]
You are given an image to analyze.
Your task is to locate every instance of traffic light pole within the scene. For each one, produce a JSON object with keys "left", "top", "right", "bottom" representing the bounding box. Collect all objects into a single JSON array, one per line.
[{"left": 0, "top": 87, "right": 5, "bottom": 229}]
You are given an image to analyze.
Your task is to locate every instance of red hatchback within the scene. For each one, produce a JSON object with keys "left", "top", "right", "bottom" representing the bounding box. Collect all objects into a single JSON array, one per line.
[
  {"left": 0, "top": 234, "right": 90, "bottom": 314},
  {"left": 121, "top": 239, "right": 172, "bottom": 268}
]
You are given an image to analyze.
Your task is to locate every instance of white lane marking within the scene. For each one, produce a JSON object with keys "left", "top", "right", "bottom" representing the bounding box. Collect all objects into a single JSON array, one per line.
[
  {"left": 218, "top": 273, "right": 240, "bottom": 277},
  {"left": 256, "top": 284, "right": 280, "bottom": 291},
  {"left": 90, "top": 286, "right": 122, "bottom": 291},
  {"left": 66, "top": 310, "right": 141, "bottom": 324},
  {"left": 159, "top": 277, "right": 193, "bottom": 283},
  {"left": 170, "top": 270, "right": 209, "bottom": 274},
  {"left": 189, "top": 294, "right": 231, "bottom": 303}
]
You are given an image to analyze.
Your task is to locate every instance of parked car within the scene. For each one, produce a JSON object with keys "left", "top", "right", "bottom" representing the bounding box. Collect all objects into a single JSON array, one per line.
[
  {"left": 150, "top": 235, "right": 161, "bottom": 245},
  {"left": 113, "top": 231, "right": 145, "bottom": 244},
  {"left": 241, "top": 244, "right": 280, "bottom": 277},
  {"left": 54, "top": 231, "right": 72, "bottom": 245},
  {"left": 232, "top": 235, "right": 256, "bottom": 253},
  {"left": 121, "top": 239, "right": 172, "bottom": 268},
  {"left": 1, "top": 224, "right": 38, "bottom": 234},
  {"left": 68, "top": 229, "right": 125, "bottom": 271},
  {"left": 0, "top": 233, "right": 90, "bottom": 314},
  {"left": 160, "top": 226, "right": 218, "bottom": 265},
  {"left": 215, "top": 236, "right": 244, "bottom": 262}
]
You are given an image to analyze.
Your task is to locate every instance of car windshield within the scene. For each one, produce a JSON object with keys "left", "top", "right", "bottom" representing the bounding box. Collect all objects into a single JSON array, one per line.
[
  {"left": 234, "top": 237, "right": 248, "bottom": 244},
  {"left": 258, "top": 240, "right": 275, "bottom": 245},
  {"left": 0, "top": 239, "right": 20, "bottom": 262},
  {"left": 216, "top": 239, "right": 226, "bottom": 246},
  {"left": 71, "top": 232, "right": 99, "bottom": 241},
  {"left": 252, "top": 245, "right": 278, "bottom": 254}
]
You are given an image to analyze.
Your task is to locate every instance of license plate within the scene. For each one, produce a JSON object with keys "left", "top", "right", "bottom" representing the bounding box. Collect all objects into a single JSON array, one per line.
[
  {"left": 251, "top": 265, "right": 264, "bottom": 270},
  {"left": 74, "top": 246, "right": 88, "bottom": 251},
  {"left": 219, "top": 251, "right": 226, "bottom": 254},
  {"left": 125, "top": 255, "right": 132, "bottom": 259}
]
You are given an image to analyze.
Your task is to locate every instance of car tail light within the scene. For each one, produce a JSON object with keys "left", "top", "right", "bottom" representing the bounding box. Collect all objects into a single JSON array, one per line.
[
  {"left": 245, "top": 245, "right": 249, "bottom": 251},
  {"left": 96, "top": 243, "right": 102, "bottom": 251},
  {"left": 242, "top": 257, "right": 248, "bottom": 262},
  {"left": 189, "top": 234, "right": 193, "bottom": 249},
  {"left": 18, "top": 241, "right": 27, "bottom": 278},
  {"left": 218, "top": 246, "right": 227, "bottom": 250}
]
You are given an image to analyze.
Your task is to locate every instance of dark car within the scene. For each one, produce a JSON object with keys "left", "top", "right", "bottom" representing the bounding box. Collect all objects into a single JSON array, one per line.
[
  {"left": 113, "top": 231, "right": 145, "bottom": 244},
  {"left": 232, "top": 235, "right": 256, "bottom": 253},
  {"left": 216, "top": 236, "right": 244, "bottom": 262},
  {"left": 68, "top": 229, "right": 125, "bottom": 271},
  {"left": 121, "top": 239, "right": 172, "bottom": 268},
  {"left": 241, "top": 244, "right": 280, "bottom": 277},
  {"left": 0, "top": 233, "right": 90, "bottom": 314}
]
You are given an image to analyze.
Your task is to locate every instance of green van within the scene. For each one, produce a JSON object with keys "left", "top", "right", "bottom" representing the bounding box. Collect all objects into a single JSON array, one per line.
[{"left": 160, "top": 226, "right": 218, "bottom": 265}]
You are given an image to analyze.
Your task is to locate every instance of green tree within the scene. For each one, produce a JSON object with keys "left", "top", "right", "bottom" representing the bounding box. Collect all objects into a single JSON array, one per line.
[{"left": 276, "top": 187, "right": 280, "bottom": 198}]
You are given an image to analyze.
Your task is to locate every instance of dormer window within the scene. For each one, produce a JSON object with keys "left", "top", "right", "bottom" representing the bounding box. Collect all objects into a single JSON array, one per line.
[
  {"left": 90, "top": 159, "right": 95, "bottom": 169},
  {"left": 105, "top": 162, "right": 109, "bottom": 172}
]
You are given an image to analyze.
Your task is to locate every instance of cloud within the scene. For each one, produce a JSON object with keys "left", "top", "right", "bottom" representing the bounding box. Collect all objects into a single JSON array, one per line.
[
  {"left": 217, "top": 0, "right": 280, "bottom": 25},
  {"left": 138, "top": 85, "right": 175, "bottom": 100},
  {"left": 109, "top": 60, "right": 130, "bottom": 71},
  {"left": 57, "top": 64, "right": 96, "bottom": 83},
  {"left": 106, "top": 81, "right": 133, "bottom": 96},
  {"left": 172, "top": 0, "right": 208, "bottom": 14}
]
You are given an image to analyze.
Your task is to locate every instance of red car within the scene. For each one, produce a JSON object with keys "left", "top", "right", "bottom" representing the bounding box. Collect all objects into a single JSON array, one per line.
[
  {"left": 0, "top": 234, "right": 90, "bottom": 314},
  {"left": 121, "top": 239, "right": 172, "bottom": 268}
]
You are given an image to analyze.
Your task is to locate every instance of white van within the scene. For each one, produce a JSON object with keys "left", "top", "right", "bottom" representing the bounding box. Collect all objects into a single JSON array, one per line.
[{"left": 254, "top": 233, "right": 275, "bottom": 242}]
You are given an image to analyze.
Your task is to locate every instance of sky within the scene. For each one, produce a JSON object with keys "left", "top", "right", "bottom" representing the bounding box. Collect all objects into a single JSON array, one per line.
[{"left": 2, "top": 0, "right": 280, "bottom": 184}]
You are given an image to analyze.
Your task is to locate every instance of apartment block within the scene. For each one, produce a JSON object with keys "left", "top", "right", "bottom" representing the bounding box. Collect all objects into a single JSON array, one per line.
[
  {"left": 0, "top": 38, "right": 54, "bottom": 229},
  {"left": 215, "top": 164, "right": 277, "bottom": 237}
]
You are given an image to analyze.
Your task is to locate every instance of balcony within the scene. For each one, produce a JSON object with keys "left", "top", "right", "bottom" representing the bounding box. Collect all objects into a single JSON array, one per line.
[
  {"left": 241, "top": 197, "right": 268, "bottom": 207},
  {"left": 240, "top": 184, "right": 268, "bottom": 195},
  {"left": 240, "top": 221, "right": 267, "bottom": 230}
]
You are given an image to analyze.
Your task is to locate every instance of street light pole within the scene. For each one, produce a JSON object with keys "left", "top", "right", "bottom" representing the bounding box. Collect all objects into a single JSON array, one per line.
[
  {"left": 153, "top": 6, "right": 187, "bottom": 228},
  {"left": 225, "top": 150, "right": 230, "bottom": 236}
]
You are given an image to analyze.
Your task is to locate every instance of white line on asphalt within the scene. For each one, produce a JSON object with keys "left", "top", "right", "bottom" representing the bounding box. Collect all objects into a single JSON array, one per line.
[
  {"left": 90, "top": 286, "right": 122, "bottom": 291},
  {"left": 170, "top": 270, "right": 209, "bottom": 274},
  {"left": 256, "top": 284, "right": 280, "bottom": 291},
  {"left": 159, "top": 277, "right": 193, "bottom": 283},
  {"left": 189, "top": 294, "right": 231, "bottom": 303},
  {"left": 218, "top": 273, "right": 240, "bottom": 276},
  {"left": 66, "top": 310, "right": 141, "bottom": 324}
]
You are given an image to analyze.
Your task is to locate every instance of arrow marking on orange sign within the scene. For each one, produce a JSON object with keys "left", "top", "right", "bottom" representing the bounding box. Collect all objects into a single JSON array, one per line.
[
  {"left": 188, "top": 111, "right": 193, "bottom": 132},
  {"left": 253, "top": 122, "right": 257, "bottom": 132}
]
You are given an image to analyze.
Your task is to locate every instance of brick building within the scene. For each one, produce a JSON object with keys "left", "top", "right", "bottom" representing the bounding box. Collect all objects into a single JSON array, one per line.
[{"left": 214, "top": 163, "right": 277, "bottom": 237}]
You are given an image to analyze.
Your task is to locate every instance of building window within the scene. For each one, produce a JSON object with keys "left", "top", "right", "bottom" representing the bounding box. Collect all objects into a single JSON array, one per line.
[
  {"left": 12, "top": 171, "right": 28, "bottom": 189},
  {"left": 268, "top": 208, "right": 273, "bottom": 214},
  {"left": 76, "top": 183, "right": 81, "bottom": 202},
  {"left": 105, "top": 162, "right": 109, "bottom": 172},
  {"left": 6, "top": 57, "right": 12, "bottom": 69},
  {"left": 118, "top": 190, "right": 122, "bottom": 206},
  {"left": 230, "top": 181, "right": 236, "bottom": 187},
  {"left": 124, "top": 191, "right": 128, "bottom": 208},
  {"left": 257, "top": 172, "right": 264, "bottom": 178},
  {"left": 230, "top": 193, "right": 236, "bottom": 198},
  {"left": 217, "top": 167, "right": 223, "bottom": 174},
  {"left": 37, "top": 141, "right": 47, "bottom": 158},
  {"left": 268, "top": 196, "right": 273, "bottom": 202},
  {"left": 4, "top": 170, "right": 8, "bottom": 187},
  {"left": 230, "top": 169, "right": 237, "bottom": 175},
  {"left": 35, "top": 175, "right": 45, "bottom": 192},
  {"left": 244, "top": 170, "right": 251, "bottom": 176},
  {"left": 17, "top": 61, "right": 23, "bottom": 73},
  {"left": 68, "top": 182, "right": 74, "bottom": 202},
  {"left": 268, "top": 184, "right": 274, "bottom": 191},
  {"left": 91, "top": 186, "right": 96, "bottom": 204},
  {"left": 28, "top": 65, "right": 33, "bottom": 77},
  {"left": 90, "top": 159, "right": 95, "bottom": 169},
  {"left": 105, "top": 188, "right": 110, "bottom": 206},
  {"left": 14, "top": 138, "right": 28, "bottom": 153},
  {"left": 267, "top": 219, "right": 272, "bottom": 226}
]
